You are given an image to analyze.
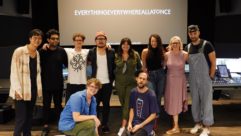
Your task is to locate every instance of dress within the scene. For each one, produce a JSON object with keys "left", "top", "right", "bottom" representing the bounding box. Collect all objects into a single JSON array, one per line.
[{"left": 164, "top": 51, "right": 188, "bottom": 115}]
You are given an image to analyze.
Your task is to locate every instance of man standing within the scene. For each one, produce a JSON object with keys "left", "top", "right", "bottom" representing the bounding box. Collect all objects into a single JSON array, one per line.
[
  {"left": 10, "top": 29, "right": 43, "bottom": 136},
  {"left": 39, "top": 29, "right": 68, "bottom": 136},
  {"left": 87, "top": 31, "right": 115, "bottom": 133},
  {"left": 187, "top": 25, "right": 216, "bottom": 136},
  {"left": 127, "top": 70, "right": 159, "bottom": 136},
  {"left": 64, "top": 33, "right": 89, "bottom": 102},
  {"left": 58, "top": 78, "right": 101, "bottom": 136}
]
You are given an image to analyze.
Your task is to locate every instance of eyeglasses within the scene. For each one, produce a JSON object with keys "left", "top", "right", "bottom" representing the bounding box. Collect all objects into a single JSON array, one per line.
[
  {"left": 50, "top": 37, "right": 59, "bottom": 41},
  {"left": 171, "top": 42, "right": 180, "bottom": 45},
  {"left": 96, "top": 38, "right": 106, "bottom": 41},
  {"left": 88, "top": 85, "right": 99, "bottom": 90},
  {"left": 74, "top": 39, "right": 83, "bottom": 42}
]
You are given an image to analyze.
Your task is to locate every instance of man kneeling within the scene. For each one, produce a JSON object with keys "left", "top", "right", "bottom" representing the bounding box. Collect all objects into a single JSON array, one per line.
[
  {"left": 127, "top": 70, "right": 159, "bottom": 136},
  {"left": 58, "top": 78, "right": 101, "bottom": 136}
]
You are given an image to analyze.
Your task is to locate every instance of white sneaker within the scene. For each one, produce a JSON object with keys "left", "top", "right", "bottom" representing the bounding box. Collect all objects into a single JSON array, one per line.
[
  {"left": 117, "top": 127, "right": 125, "bottom": 136},
  {"left": 190, "top": 124, "right": 203, "bottom": 134},
  {"left": 199, "top": 128, "right": 210, "bottom": 136}
]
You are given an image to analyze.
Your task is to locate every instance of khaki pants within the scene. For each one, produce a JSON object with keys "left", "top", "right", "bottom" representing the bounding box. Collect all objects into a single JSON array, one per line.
[{"left": 63, "top": 120, "right": 97, "bottom": 136}]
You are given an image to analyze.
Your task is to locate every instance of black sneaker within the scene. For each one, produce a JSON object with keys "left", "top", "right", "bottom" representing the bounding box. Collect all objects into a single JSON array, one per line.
[
  {"left": 41, "top": 127, "right": 49, "bottom": 136},
  {"left": 102, "top": 125, "right": 110, "bottom": 133}
]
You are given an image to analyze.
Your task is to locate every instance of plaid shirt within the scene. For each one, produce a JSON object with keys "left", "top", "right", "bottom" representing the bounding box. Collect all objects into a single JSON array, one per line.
[{"left": 9, "top": 45, "right": 42, "bottom": 100}]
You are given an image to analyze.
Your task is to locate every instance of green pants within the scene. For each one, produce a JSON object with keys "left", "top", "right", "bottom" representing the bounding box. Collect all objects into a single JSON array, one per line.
[
  {"left": 63, "top": 120, "right": 97, "bottom": 136},
  {"left": 116, "top": 82, "right": 136, "bottom": 120}
]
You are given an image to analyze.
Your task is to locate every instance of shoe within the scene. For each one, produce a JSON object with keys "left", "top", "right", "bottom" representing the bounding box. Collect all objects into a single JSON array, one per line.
[
  {"left": 166, "top": 128, "right": 180, "bottom": 135},
  {"left": 117, "top": 127, "right": 125, "bottom": 136},
  {"left": 41, "top": 126, "right": 49, "bottom": 136},
  {"left": 190, "top": 124, "right": 202, "bottom": 134},
  {"left": 199, "top": 128, "right": 210, "bottom": 136},
  {"left": 102, "top": 125, "right": 110, "bottom": 133},
  {"left": 151, "top": 130, "right": 156, "bottom": 136}
]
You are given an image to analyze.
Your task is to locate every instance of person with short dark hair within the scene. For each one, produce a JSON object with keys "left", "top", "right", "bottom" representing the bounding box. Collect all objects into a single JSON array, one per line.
[
  {"left": 127, "top": 70, "right": 159, "bottom": 136},
  {"left": 59, "top": 78, "right": 102, "bottom": 136},
  {"left": 39, "top": 29, "right": 68, "bottom": 136},
  {"left": 186, "top": 25, "right": 216, "bottom": 136},
  {"left": 9, "top": 29, "right": 43, "bottom": 136}
]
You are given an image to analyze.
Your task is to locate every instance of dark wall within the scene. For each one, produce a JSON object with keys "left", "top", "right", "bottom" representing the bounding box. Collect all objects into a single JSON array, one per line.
[
  {"left": 0, "top": 15, "right": 31, "bottom": 78},
  {"left": 0, "top": 15, "right": 32, "bottom": 46},
  {"left": 187, "top": 0, "right": 215, "bottom": 43},
  {"left": 214, "top": 15, "right": 241, "bottom": 58}
]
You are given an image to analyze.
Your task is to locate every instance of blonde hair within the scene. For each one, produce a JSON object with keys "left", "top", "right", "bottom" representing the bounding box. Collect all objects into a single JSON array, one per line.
[
  {"left": 87, "top": 78, "right": 102, "bottom": 89},
  {"left": 168, "top": 36, "right": 183, "bottom": 51}
]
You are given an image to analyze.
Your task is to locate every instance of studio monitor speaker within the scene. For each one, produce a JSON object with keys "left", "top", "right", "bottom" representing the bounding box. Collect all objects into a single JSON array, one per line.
[
  {"left": 16, "top": 0, "right": 30, "bottom": 14},
  {"left": 219, "top": 0, "right": 232, "bottom": 13}
]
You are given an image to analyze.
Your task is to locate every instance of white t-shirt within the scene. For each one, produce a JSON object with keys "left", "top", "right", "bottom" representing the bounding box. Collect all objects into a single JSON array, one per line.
[
  {"left": 65, "top": 48, "right": 89, "bottom": 84},
  {"left": 96, "top": 53, "right": 110, "bottom": 84}
]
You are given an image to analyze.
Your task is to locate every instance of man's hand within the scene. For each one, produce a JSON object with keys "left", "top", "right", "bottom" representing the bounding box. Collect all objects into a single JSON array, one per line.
[
  {"left": 92, "top": 116, "right": 101, "bottom": 127},
  {"left": 15, "top": 91, "right": 23, "bottom": 100},
  {"left": 131, "top": 124, "right": 142, "bottom": 133},
  {"left": 127, "top": 122, "right": 133, "bottom": 132},
  {"left": 42, "top": 43, "right": 49, "bottom": 50}
]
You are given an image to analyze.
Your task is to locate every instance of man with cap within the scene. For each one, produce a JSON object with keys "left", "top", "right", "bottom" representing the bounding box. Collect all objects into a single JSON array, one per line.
[
  {"left": 87, "top": 31, "right": 115, "bottom": 133},
  {"left": 186, "top": 25, "right": 216, "bottom": 136}
]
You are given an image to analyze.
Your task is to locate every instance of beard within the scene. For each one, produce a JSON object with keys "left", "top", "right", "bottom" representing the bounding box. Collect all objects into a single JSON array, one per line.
[{"left": 137, "top": 83, "right": 145, "bottom": 89}]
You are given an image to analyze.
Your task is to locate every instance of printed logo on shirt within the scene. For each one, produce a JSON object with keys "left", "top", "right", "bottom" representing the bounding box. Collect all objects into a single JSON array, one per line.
[
  {"left": 136, "top": 98, "right": 143, "bottom": 118},
  {"left": 70, "top": 54, "right": 86, "bottom": 72}
]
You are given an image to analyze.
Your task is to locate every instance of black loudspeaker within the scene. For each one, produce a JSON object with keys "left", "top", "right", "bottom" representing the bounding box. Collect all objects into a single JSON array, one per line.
[
  {"left": 219, "top": 0, "right": 232, "bottom": 13},
  {"left": 16, "top": 0, "right": 30, "bottom": 14}
]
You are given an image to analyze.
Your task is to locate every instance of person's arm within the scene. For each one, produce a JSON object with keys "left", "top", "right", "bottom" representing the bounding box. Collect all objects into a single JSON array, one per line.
[
  {"left": 72, "top": 112, "right": 100, "bottom": 127},
  {"left": 127, "top": 108, "right": 134, "bottom": 132},
  {"left": 131, "top": 113, "right": 156, "bottom": 133},
  {"left": 208, "top": 51, "right": 216, "bottom": 79},
  {"left": 135, "top": 52, "right": 142, "bottom": 70},
  {"left": 141, "top": 48, "right": 148, "bottom": 72},
  {"left": 9, "top": 48, "right": 22, "bottom": 100},
  {"left": 183, "top": 51, "right": 189, "bottom": 62}
]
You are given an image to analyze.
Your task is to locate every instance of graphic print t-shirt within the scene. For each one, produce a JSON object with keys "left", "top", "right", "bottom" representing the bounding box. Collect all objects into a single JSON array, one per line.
[
  {"left": 129, "top": 88, "right": 159, "bottom": 135},
  {"left": 65, "top": 48, "right": 89, "bottom": 84}
]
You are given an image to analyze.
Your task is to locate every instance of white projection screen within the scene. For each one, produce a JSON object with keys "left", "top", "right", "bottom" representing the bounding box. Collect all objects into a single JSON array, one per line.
[{"left": 58, "top": 0, "right": 187, "bottom": 46}]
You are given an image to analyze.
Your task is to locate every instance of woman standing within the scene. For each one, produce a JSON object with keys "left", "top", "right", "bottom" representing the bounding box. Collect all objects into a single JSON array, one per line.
[
  {"left": 115, "top": 38, "right": 142, "bottom": 136},
  {"left": 164, "top": 36, "right": 188, "bottom": 134},
  {"left": 141, "top": 34, "right": 166, "bottom": 112},
  {"left": 9, "top": 29, "right": 43, "bottom": 136}
]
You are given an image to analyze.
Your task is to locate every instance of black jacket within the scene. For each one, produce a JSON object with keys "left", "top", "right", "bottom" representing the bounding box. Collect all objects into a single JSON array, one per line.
[{"left": 87, "top": 47, "right": 115, "bottom": 83}]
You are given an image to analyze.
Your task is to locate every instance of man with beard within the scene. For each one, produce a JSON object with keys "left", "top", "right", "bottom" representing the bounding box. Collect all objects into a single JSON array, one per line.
[
  {"left": 127, "top": 70, "right": 159, "bottom": 136},
  {"left": 87, "top": 31, "right": 115, "bottom": 133},
  {"left": 186, "top": 25, "right": 216, "bottom": 136}
]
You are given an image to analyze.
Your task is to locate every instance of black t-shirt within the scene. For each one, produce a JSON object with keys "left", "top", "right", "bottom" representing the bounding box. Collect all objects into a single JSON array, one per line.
[
  {"left": 185, "top": 39, "right": 215, "bottom": 68},
  {"left": 146, "top": 48, "right": 163, "bottom": 71},
  {"left": 29, "top": 57, "right": 37, "bottom": 100},
  {"left": 39, "top": 46, "right": 68, "bottom": 91}
]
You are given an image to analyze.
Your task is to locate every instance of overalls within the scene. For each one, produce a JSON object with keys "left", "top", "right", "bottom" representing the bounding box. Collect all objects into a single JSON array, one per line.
[{"left": 188, "top": 41, "right": 214, "bottom": 126}]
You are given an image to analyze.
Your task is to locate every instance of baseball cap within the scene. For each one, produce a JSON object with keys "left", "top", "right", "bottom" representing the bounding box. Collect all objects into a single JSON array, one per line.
[{"left": 188, "top": 25, "right": 199, "bottom": 32}]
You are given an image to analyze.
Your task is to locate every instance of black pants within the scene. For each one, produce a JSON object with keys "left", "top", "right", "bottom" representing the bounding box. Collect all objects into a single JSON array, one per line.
[
  {"left": 131, "top": 128, "right": 148, "bottom": 136},
  {"left": 42, "top": 89, "right": 63, "bottom": 125},
  {"left": 65, "top": 84, "right": 86, "bottom": 103},
  {"left": 95, "top": 83, "right": 112, "bottom": 126},
  {"left": 14, "top": 98, "right": 36, "bottom": 136}
]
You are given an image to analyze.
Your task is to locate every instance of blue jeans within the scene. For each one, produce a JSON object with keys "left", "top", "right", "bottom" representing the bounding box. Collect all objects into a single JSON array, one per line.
[{"left": 148, "top": 69, "right": 166, "bottom": 112}]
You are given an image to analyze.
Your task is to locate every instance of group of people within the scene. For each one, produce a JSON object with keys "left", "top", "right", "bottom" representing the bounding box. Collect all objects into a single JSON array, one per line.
[{"left": 9, "top": 24, "right": 216, "bottom": 136}]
